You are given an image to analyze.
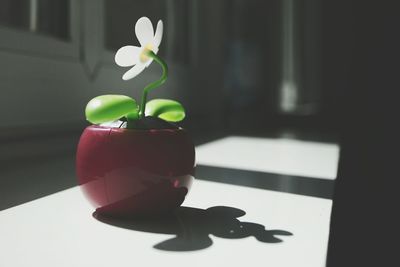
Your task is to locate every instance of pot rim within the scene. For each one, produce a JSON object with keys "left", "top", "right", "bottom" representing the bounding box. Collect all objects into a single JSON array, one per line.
[{"left": 88, "top": 124, "right": 185, "bottom": 133}]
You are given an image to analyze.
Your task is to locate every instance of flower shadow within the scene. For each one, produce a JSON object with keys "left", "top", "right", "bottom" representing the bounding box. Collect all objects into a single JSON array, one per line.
[{"left": 93, "top": 206, "right": 293, "bottom": 251}]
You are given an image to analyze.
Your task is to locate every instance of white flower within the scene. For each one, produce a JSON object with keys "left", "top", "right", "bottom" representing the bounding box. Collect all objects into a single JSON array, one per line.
[{"left": 115, "top": 17, "right": 163, "bottom": 81}]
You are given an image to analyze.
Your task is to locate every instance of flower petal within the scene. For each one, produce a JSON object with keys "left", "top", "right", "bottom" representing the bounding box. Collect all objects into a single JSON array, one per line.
[
  {"left": 122, "top": 64, "right": 145, "bottom": 80},
  {"left": 153, "top": 20, "right": 163, "bottom": 48},
  {"left": 135, "top": 17, "right": 154, "bottom": 46},
  {"left": 115, "top": 46, "right": 141, "bottom": 67},
  {"left": 144, "top": 57, "right": 154, "bottom": 68}
]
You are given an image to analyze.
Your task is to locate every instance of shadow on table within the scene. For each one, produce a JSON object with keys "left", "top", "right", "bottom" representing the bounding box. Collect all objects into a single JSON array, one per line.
[{"left": 93, "top": 206, "right": 293, "bottom": 251}]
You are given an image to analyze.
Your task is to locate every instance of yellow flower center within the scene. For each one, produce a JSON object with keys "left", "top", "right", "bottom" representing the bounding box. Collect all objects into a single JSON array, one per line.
[{"left": 140, "top": 43, "right": 154, "bottom": 63}]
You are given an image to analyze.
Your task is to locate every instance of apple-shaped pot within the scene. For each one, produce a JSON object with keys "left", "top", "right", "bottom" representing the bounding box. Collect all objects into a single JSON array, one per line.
[{"left": 76, "top": 125, "right": 195, "bottom": 218}]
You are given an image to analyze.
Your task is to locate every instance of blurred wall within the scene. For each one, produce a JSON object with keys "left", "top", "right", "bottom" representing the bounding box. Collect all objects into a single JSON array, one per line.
[
  {"left": 0, "top": 0, "right": 339, "bottom": 159},
  {"left": 0, "top": 0, "right": 231, "bottom": 131}
]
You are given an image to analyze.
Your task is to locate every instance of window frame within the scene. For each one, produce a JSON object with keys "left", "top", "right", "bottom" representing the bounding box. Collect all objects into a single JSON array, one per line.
[{"left": 0, "top": 0, "right": 80, "bottom": 60}]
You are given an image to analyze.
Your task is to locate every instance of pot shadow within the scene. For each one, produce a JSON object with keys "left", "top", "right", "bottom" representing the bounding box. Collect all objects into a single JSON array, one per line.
[{"left": 93, "top": 206, "right": 293, "bottom": 251}]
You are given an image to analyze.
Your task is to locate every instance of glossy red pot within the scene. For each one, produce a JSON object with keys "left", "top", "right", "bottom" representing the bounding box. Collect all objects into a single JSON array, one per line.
[{"left": 76, "top": 125, "right": 195, "bottom": 217}]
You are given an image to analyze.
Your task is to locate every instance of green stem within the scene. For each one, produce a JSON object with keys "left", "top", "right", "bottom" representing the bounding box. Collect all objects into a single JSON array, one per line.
[{"left": 139, "top": 51, "right": 168, "bottom": 118}]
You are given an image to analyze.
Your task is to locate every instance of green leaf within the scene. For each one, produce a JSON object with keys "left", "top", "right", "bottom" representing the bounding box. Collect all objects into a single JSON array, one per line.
[
  {"left": 85, "top": 95, "right": 139, "bottom": 124},
  {"left": 145, "top": 99, "right": 185, "bottom": 122}
]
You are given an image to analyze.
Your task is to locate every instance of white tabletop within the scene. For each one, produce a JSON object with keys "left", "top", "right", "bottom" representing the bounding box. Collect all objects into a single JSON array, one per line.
[
  {"left": 0, "top": 136, "right": 339, "bottom": 267},
  {"left": 196, "top": 136, "right": 339, "bottom": 180}
]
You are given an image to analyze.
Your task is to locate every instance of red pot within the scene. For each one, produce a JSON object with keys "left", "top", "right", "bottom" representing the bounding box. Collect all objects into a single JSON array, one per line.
[{"left": 76, "top": 125, "right": 195, "bottom": 217}]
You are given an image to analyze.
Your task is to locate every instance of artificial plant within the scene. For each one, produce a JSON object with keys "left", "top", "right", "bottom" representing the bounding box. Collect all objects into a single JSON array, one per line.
[{"left": 85, "top": 17, "right": 185, "bottom": 128}]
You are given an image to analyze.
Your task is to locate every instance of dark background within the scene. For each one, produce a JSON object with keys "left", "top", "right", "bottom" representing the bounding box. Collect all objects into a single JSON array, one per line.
[{"left": 0, "top": 0, "right": 341, "bottom": 138}]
